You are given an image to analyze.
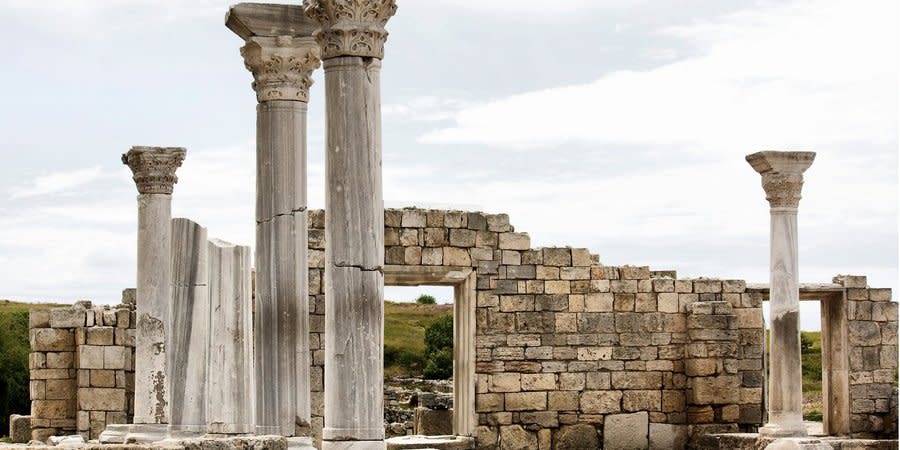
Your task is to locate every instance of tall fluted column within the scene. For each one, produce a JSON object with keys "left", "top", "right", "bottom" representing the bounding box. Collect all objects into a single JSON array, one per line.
[
  {"left": 747, "top": 151, "right": 815, "bottom": 438},
  {"left": 226, "top": 4, "right": 320, "bottom": 442},
  {"left": 122, "top": 146, "right": 186, "bottom": 443},
  {"left": 305, "top": 2, "right": 396, "bottom": 449}
]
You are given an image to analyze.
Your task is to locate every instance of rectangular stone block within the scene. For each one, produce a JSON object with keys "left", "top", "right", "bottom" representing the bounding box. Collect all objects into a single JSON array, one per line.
[
  {"left": 611, "top": 371, "right": 661, "bottom": 389},
  {"left": 30, "top": 329, "right": 75, "bottom": 352},
  {"left": 77, "top": 345, "right": 104, "bottom": 369},
  {"left": 505, "top": 392, "right": 546, "bottom": 411},
  {"left": 77, "top": 388, "right": 126, "bottom": 411},
  {"left": 86, "top": 327, "right": 114, "bottom": 346},
  {"left": 50, "top": 308, "right": 86, "bottom": 328},
  {"left": 580, "top": 390, "right": 622, "bottom": 414},
  {"left": 604, "top": 412, "right": 648, "bottom": 450},
  {"left": 499, "top": 232, "right": 530, "bottom": 250}
]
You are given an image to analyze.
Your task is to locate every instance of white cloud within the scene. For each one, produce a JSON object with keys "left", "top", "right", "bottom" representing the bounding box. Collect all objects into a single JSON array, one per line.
[
  {"left": 420, "top": 0, "right": 898, "bottom": 153},
  {"left": 8, "top": 166, "right": 104, "bottom": 199}
]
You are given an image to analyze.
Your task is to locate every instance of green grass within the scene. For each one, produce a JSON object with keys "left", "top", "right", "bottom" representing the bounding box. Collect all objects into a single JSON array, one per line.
[
  {"left": 0, "top": 299, "right": 68, "bottom": 313},
  {"left": 384, "top": 300, "right": 452, "bottom": 377}
]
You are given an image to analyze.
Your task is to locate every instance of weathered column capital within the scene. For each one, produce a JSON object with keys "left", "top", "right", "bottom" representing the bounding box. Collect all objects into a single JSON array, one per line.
[
  {"left": 746, "top": 151, "right": 816, "bottom": 210},
  {"left": 303, "top": 0, "right": 397, "bottom": 60},
  {"left": 226, "top": 3, "right": 322, "bottom": 103},
  {"left": 122, "top": 146, "right": 186, "bottom": 195},
  {"left": 240, "top": 36, "right": 321, "bottom": 102}
]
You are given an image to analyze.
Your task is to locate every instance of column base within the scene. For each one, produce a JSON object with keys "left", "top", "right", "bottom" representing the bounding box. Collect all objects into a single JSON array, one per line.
[
  {"left": 125, "top": 423, "right": 169, "bottom": 443},
  {"left": 759, "top": 422, "right": 807, "bottom": 438},
  {"left": 323, "top": 441, "right": 386, "bottom": 450},
  {"left": 287, "top": 436, "right": 317, "bottom": 450},
  {"left": 98, "top": 424, "right": 130, "bottom": 444},
  {"left": 168, "top": 424, "right": 207, "bottom": 439}
]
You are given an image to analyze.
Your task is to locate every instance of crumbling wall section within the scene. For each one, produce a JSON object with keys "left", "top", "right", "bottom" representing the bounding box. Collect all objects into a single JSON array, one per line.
[
  {"left": 28, "top": 291, "right": 136, "bottom": 441},
  {"left": 836, "top": 275, "right": 898, "bottom": 438}
]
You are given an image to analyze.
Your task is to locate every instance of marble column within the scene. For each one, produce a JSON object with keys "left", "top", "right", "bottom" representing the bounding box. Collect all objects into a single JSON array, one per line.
[
  {"left": 168, "top": 218, "right": 209, "bottom": 437},
  {"left": 122, "top": 146, "right": 186, "bottom": 443},
  {"left": 226, "top": 3, "right": 320, "bottom": 441},
  {"left": 207, "top": 238, "right": 254, "bottom": 434},
  {"left": 747, "top": 151, "right": 816, "bottom": 438},
  {"left": 305, "top": 2, "right": 396, "bottom": 449}
]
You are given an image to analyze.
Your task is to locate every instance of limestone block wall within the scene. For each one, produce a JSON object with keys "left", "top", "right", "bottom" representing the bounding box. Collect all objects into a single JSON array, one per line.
[
  {"left": 835, "top": 275, "right": 899, "bottom": 438},
  {"left": 28, "top": 292, "right": 136, "bottom": 441}
]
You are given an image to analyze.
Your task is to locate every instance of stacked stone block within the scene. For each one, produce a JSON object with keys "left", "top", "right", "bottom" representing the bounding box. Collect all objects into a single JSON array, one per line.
[
  {"left": 835, "top": 275, "right": 899, "bottom": 438},
  {"left": 28, "top": 292, "right": 136, "bottom": 442},
  {"left": 304, "top": 208, "right": 772, "bottom": 449}
]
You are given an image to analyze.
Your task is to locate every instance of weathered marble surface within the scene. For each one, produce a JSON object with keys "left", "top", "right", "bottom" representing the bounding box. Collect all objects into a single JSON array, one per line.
[
  {"left": 227, "top": 3, "right": 320, "bottom": 438},
  {"left": 306, "top": 1, "right": 397, "bottom": 446},
  {"left": 169, "top": 218, "right": 209, "bottom": 436},
  {"left": 319, "top": 54, "right": 388, "bottom": 449},
  {"left": 122, "top": 146, "right": 186, "bottom": 432},
  {"left": 747, "top": 151, "right": 815, "bottom": 438},
  {"left": 207, "top": 239, "right": 254, "bottom": 434}
]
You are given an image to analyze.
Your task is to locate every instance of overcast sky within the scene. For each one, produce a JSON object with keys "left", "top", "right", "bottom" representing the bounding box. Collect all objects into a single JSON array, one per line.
[{"left": 0, "top": 0, "right": 896, "bottom": 331}]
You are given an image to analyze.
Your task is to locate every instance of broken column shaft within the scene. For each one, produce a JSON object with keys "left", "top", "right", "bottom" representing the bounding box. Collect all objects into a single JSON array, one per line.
[
  {"left": 122, "top": 146, "right": 186, "bottom": 442},
  {"left": 305, "top": 1, "right": 396, "bottom": 449},
  {"left": 747, "top": 150, "right": 815, "bottom": 438}
]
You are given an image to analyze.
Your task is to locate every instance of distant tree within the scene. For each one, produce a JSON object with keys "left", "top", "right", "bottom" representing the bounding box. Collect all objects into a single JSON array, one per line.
[
  {"left": 416, "top": 294, "right": 437, "bottom": 305},
  {"left": 0, "top": 310, "right": 30, "bottom": 436},
  {"left": 800, "top": 333, "right": 813, "bottom": 352},
  {"left": 423, "top": 315, "right": 453, "bottom": 379}
]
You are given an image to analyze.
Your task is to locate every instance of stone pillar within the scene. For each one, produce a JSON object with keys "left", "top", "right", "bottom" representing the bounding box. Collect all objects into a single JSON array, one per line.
[
  {"left": 747, "top": 151, "right": 815, "bottom": 437},
  {"left": 168, "top": 218, "right": 209, "bottom": 437},
  {"left": 304, "top": 2, "right": 396, "bottom": 449},
  {"left": 226, "top": 4, "right": 320, "bottom": 441},
  {"left": 207, "top": 238, "right": 254, "bottom": 434},
  {"left": 122, "top": 146, "right": 186, "bottom": 443}
]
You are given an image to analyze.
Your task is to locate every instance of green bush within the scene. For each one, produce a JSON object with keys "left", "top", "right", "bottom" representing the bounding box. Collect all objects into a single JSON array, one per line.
[
  {"left": 423, "top": 315, "right": 453, "bottom": 379},
  {"left": 415, "top": 294, "right": 437, "bottom": 305},
  {"left": 0, "top": 310, "right": 30, "bottom": 436}
]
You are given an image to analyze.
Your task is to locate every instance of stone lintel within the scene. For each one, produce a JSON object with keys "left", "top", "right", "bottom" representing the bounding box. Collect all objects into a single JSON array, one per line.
[
  {"left": 122, "top": 146, "right": 186, "bottom": 195},
  {"left": 746, "top": 150, "right": 816, "bottom": 209},
  {"left": 226, "top": 3, "right": 320, "bottom": 41}
]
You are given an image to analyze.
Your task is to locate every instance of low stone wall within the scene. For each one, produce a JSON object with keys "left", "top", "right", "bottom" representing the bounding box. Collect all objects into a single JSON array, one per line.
[
  {"left": 24, "top": 208, "right": 898, "bottom": 449},
  {"left": 28, "top": 292, "right": 135, "bottom": 442},
  {"left": 838, "top": 275, "right": 899, "bottom": 437}
]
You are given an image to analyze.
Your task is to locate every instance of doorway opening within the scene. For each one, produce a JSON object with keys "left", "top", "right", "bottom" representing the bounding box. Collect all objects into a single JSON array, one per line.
[
  {"left": 383, "top": 265, "right": 477, "bottom": 439},
  {"left": 760, "top": 286, "right": 850, "bottom": 436}
]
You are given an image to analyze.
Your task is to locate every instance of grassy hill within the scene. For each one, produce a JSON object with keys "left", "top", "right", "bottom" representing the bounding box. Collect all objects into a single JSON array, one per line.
[{"left": 384, "top": 300, "right": 452, "bottom": 377}]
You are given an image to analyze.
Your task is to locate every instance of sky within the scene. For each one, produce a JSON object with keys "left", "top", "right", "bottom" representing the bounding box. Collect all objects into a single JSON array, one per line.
[{"left": 0, "top": 0, "right": 896, "bottom": 331}]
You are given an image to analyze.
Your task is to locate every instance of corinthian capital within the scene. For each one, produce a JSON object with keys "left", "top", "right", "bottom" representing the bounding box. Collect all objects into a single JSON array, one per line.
[
  {"left": 122, "top": 146, "right": 186, "bottom": 195},
  {"left": 241, "top": 36, "right": 321, "bottom": 102},
  {"left": 746, "top": 151, "right": 816, "bottom": 210},
  {"left": 304, "top": 0, "right": 398, "bottom": 60}
]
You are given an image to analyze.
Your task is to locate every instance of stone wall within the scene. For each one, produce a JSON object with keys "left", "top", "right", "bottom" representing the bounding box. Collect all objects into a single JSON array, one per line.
[
  {"left": 836, "top": 275, "right": 899, "bottom": 437},
  {"left": 28, "top": 292, "right": 135, "bottom": 442},
  {"left": 26, "top": 208, "right": 897, "bottom": 449}
]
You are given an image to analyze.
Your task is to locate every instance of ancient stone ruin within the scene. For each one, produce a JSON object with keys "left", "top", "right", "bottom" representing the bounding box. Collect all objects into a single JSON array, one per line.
[{"left": 5, "top": 1, "right": 898, "bottom": 450}]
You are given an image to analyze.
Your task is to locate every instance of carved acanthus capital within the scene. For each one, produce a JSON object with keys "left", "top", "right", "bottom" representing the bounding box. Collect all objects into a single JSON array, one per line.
[
  {"left": 241, "top": 36, "right": 321, "bottom": 102},
  {"left": 303, "top": 0, "right": 397, "bottom": 59},
  {"left": 746, "top": 151, "right": 816, "bottom": 210},
  {"left": 122, "top": 146, "right": 186, "bottom": 195}
]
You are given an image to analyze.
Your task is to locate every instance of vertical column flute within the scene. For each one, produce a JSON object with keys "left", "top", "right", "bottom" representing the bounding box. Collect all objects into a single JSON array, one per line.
[
  {"left": 227, "top": 4, "right": 321, "bottom": 444},
  {"left": 305, "top": 1, "right": 397, "bottom": 449}
]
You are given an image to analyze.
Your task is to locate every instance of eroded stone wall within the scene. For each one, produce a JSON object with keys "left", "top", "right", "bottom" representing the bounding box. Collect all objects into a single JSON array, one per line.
[
  {"left": 26, "top": 208, "right": 897, "bottom": 448},
  {"left": 28, "top": 292, "right": 135, "bottom": 441},
  {"left": 836, "top": 275, "right": 899, "bottom": 437}
]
